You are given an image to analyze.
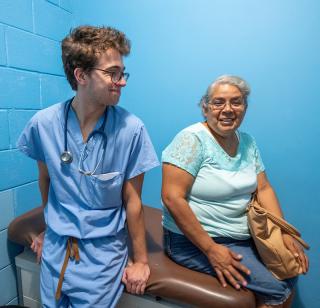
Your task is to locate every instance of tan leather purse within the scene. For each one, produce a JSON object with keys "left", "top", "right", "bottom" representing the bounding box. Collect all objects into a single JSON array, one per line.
[{"left": 247, "top": 194, "right": 309, "bottom": 280}]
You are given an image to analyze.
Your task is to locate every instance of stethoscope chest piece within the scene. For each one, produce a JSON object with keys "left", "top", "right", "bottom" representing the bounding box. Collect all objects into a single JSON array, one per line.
[
  {"left": 60, "top": 98, "right": 108, "bottom": 167},
  {"left": 60, "top": 151, "right": 73, "bottom": 164}
]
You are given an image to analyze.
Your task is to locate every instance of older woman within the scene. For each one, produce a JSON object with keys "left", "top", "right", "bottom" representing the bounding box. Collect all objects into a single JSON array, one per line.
[{"left": 161, "top": 75, "right": 308, "bottom": 308}]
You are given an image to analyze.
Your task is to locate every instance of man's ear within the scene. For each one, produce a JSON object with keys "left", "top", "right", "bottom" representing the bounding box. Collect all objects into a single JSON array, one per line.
[{"left": 74, "top": 68, "right": 87, "bottom": 86}]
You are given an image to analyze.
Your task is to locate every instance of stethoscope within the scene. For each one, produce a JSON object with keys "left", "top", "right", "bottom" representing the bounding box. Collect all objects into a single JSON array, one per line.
[{"left": 60, "top": 99, "right": 109, "bottom": 174}]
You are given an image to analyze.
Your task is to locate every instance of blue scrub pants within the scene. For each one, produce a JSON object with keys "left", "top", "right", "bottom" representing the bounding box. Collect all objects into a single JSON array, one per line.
[{"left": 40, "top": 227, "right": 128, "bottom": 308}]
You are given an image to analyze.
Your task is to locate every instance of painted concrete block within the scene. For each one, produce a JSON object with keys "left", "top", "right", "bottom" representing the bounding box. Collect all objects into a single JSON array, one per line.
[
  {"left": 34, "top": 0, "right": 72, "bottom": 41},
  {"left": 6, "top": 27, "right": 64, "bottom": 75},
  {"left": 0, "top": 25, "right": 6, "bottom": 65},
  {"left": 14, "top": 182, "right": 41, "bottom": 217},
  {"left": 0, "top": 149, "right": 38, "bottom": 191},
  {"left": 41, "top": 74, "right": 74, "bottom": 107},
  {"left": 0, "top": 0, "right": 33, "bottom": 32},
  {"left": 0, "top": 190, "right": 14, "bottom": 231},
  {"left": 0, "top": 67, "right": 40, "bottom": 109},
  {"left": 60, "top": 0, "right": 73, "bottom": 13},
  {"left": 0, "top": 110, "right": 10, "bottom": 150},
  {"left": 0, "top": 265, "right": 18, "bottom": 305},
  {"left": 8, "top": 110, "right": 37, "bottom": 148}
]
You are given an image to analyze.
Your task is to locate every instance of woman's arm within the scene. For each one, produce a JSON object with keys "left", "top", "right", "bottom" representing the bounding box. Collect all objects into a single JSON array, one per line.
[
  {"left": 256, "top": 171, "right": 283, "bottom": 217},
  {"left": 256, "top": 171, "right": 309, "bottom": 273},
  {"left": 162, "top": 163, "right": 250, "bottom": 289}
]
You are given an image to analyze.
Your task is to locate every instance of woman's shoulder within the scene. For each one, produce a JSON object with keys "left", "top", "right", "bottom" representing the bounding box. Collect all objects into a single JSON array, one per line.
[
  {"left": 176, "top": 122, "right": 207, "bottom": 139},
  {"left": 165, "top": 123, "right": 202, "bottom": 147},
  {"left": 179, "top": 122, "right": 203, "bottom": 133},
  {"left": 239, "top": 131, "right": 256, "bottom": 143},
  {"left": 162, "top": 123, "right": 204, "bottom": 176},
  {"left": 164, "top": 123, "right": 208, "bottom": 150},
  {"left": 238, "top": 131, "right": 261, "bottom": 152}
]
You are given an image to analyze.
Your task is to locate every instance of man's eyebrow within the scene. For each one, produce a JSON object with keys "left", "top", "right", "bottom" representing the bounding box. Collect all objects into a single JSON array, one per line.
[{"left": 103, "top": 65, "right": 125, "bottom": 71}]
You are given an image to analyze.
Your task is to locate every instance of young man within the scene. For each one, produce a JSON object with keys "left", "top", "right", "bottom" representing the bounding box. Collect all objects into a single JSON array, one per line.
[{"left": 17, "top": 26, "right": 159, "bottom": 307}]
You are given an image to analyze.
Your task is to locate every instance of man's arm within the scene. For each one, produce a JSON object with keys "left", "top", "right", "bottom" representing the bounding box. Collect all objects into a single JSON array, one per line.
[
  {"left": 122, "top": 173, "right": 150, "bottom": 295},
  {"left": 31, "top": 161, "right": 50, "bottom": 262},
  {"left": 38, "top": 161, "right": 50, "bottom": 207}
]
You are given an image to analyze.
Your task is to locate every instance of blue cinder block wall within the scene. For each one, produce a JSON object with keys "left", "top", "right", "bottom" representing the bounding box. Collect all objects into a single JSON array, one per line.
[
  {"left": 0, "top": 0, "right": 73, "bottom": 305},
  {"left": 1, "top": 0, "right": 319, "bottom": 307},
  {"left": 74, "top": 1, "right": 320, "bottom": 308}
]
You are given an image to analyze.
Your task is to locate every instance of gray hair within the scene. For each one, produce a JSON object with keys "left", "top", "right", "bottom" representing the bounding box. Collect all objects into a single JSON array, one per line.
[{"left": 200, "top": 75, "right": 251, "bottom": 107}]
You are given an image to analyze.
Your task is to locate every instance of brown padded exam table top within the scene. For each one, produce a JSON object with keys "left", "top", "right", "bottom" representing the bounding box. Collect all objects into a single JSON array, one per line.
[{"left": 8, "top": 205, "right": 255, "bottom": 308}]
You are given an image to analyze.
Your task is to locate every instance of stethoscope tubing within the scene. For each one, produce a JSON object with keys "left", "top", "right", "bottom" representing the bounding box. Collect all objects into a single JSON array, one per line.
[{"left": 61, "top": 98, "right": 108, "bottom": 164}]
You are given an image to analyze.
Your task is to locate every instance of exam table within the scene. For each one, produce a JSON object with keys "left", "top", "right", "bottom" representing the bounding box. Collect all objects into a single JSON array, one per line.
[{"left": 8, "top": 205, "right": 255, "bottom": 308}]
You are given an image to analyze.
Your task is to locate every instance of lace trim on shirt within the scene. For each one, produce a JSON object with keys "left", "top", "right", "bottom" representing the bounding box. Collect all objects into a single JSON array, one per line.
[{"left": 162, "top": 131, "right": 203, "bottom": 176}]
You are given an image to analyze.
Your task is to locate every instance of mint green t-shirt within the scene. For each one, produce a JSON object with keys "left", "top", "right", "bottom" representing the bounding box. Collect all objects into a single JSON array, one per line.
[{"left": 162, "top": 122, "right": 265, "bottom": 240}]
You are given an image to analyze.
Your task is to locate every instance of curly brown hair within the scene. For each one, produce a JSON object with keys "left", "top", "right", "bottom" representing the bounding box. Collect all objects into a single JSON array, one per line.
[{"left": 61, "top": 25, "right": 131, "bottom": 90}]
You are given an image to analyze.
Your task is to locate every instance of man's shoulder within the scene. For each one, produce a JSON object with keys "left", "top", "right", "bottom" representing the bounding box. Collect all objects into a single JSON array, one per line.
[
  {"left": 112, "top": 105, "right": 144, "bottom": 129},
  {"left": 32, "top": 101, "right": 65, "bottom": 124}
]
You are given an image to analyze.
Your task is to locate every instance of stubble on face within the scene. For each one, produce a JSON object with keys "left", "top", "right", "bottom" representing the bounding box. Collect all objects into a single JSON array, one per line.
[{"left": 88, "top": 49, "right": 126, "bottom": 108}]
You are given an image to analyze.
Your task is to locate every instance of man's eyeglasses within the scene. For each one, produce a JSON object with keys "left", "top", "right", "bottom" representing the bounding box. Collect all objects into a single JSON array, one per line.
[
  {"left": 208, "top": 97, "right": 246, "bottom": 110},
  {"left": 90, "top": 68, "right": 130, "bottom": 83}
]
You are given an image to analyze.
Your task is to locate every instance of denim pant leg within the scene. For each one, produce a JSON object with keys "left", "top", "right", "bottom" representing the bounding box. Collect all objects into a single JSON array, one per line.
[
  {"left": 223, "top": 239, "right": 297, "bottom": 306},
  {"left": 163, "top": 228, "right": 214, "bottom": 275},
  {"left": 163, "top": 228, "right": 297, "bottom": 306}
]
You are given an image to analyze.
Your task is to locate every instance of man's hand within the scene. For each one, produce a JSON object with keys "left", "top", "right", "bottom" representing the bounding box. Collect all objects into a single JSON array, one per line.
[
  {"left": 207, "top": 243, "right": 251, "bottom": 289},
  {"left": 121, "top": 261, "right": 150, "bottom": 295},
  {"left": 30, "top": 231, "right": 45, "bottom": 263}
]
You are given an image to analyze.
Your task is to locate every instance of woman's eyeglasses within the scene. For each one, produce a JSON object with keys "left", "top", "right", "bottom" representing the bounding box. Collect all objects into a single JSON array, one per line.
[{"left": 208, "top": 97, "right": 246, "bottom": 110}]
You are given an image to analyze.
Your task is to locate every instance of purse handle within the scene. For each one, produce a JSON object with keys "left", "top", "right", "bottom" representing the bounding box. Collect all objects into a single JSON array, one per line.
[{"left": 249, "top": 195, "right": 310, "bottom": 250}]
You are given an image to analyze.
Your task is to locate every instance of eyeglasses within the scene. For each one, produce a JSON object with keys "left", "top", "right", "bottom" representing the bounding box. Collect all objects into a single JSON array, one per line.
[
  {"left": 208, "top": 97, "right": 246, "bottom": 110},
  {"left": 90, "top": 68, "right": 130, "bottom": 83}
]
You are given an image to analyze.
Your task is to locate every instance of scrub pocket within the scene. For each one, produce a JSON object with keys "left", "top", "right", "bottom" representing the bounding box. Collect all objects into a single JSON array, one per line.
[{"left": 89, "top": 171, "right": 123, "bottom": 209}]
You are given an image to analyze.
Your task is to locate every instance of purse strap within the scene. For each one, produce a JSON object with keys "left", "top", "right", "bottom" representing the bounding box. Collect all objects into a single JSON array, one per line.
[{"left": 249, "top": 195, "right": 310, "bottom": 250}]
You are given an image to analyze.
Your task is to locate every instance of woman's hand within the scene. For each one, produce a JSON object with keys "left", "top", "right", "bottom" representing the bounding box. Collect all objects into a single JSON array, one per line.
[
  {"left": 283, "top": 233, "right": 309, "bottom": 274},
  {"left": 121, "top": 261, "right": 150, "bottom": 295},
  {"left": 207, "top": 243, "right": 251, "bottom": 289}
]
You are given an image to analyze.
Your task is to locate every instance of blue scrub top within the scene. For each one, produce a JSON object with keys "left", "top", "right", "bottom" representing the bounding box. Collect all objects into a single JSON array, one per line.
[{"left": 17, "top": 100, "right": 159, "bottom": 239}]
